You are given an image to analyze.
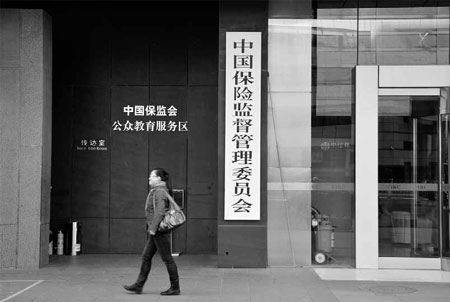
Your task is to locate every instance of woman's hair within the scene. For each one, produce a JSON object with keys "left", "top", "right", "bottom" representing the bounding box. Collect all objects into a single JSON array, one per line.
[{"left": 152, "top": 167, "right": 173, "bottom": 196}]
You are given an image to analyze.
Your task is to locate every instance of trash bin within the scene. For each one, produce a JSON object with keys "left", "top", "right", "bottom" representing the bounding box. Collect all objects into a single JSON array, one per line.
[{"left": 391, "top": 211, "right": 411, "bottom": 244}]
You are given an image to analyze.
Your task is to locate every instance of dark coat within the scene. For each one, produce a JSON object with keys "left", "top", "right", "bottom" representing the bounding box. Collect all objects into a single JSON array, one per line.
[{"left": 145, "top": 186, "right": 169, "bottom": 233}]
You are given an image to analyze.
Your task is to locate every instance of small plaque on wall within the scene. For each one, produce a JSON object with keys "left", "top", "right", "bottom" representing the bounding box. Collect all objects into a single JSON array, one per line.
[{"left": 75, "top": 139, "right": 108, "bottom": 151}]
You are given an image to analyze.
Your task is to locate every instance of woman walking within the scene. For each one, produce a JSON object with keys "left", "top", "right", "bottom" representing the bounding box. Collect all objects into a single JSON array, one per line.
[{"left": 123, "top": 168, "right": 180, "bottom": 295}]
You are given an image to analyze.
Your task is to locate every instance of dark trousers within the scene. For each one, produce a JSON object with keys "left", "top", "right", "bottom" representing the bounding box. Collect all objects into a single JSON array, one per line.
[{"left": 136, "top": 231, "right": 179, "bottom": 287}]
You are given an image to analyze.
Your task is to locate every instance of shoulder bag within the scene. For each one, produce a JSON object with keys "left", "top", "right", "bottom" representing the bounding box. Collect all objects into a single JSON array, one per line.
[{"left": 153, "top": 190, "right": 186, "bottom": 232}]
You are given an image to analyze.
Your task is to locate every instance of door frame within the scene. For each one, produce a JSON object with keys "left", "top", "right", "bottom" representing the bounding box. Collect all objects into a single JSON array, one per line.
[
  {"left": 355, "top": 65, "right": 450, "bottom": 269},
  {"left": 441, "top": 112, "right": 450, "bottom": 271}
]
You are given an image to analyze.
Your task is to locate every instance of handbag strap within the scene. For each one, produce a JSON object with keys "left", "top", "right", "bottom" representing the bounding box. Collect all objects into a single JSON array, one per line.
[
  {"left": 152, "top": 189, "right": 180, "bottom": 211},
  {"left": 164, "top": 190, "right": 181, "bottom": 211}
]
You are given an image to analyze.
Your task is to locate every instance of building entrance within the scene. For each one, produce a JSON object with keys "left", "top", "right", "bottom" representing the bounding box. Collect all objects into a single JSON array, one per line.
[
  {"left": 48, "top": 4, "right": 219, "bottom": 255},
  {"left": 378, "top": 94, "right": 440, "bottom": 262},
  {"left": 355, "top": 65, "right": 450, "bottom": 270}
]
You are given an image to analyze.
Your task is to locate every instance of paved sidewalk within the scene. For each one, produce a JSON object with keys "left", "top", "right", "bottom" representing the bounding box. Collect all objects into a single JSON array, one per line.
[{"left": 1, "top": 255, "right": 449, "bottom": 302}]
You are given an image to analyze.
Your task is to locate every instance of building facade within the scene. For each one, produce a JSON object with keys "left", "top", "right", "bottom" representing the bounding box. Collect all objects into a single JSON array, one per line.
[{"left": 1, "top": 0, "right": 449, "bottom": 272}]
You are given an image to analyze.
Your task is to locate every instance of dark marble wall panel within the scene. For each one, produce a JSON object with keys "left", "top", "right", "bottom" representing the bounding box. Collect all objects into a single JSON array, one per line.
[
  {"left": 49, "top": 4, "right": 219, "bottom": 255},
  {"left": 52, "top": 9, "right": 111, "bottom": 86},
  {"left": 188, "top": 2, "right": 218, "bottom": 86},
  {"left": 188, "top": 180, "right": 215, "bottom": 195},
  {"left": 150, "top": 32, "right": 188, "bottom": 86},
  {"left": 110, "top": 218, "right": 147, "bottom": 253},
  {"left": 148, "top": 87, "right": 187, "bottom": 189},
  {"left": 187, "top": 87, "right": 218, "bottom": 248},
  {"left": 187, "top": 195, "right": 216, "bottom": 219},
  {"left": 112, "top": 27, "right": 149, "bottom": 85},
  {"left": 148, "top": 135, "right": 186, "bottom": 186},
  {"left": 172, "top": 223, "right": 187, "bottom": 255},
  {"left": 149, "top": 86, "right": 188, "bottom": 119},
  {"left": 187, "top": 87, "right": 218, "bottom": 178},
  {"left": 110, "top": 86, "right": 149, "bottom": 218},
  {"left": 72, "top": 87, "right": 110, "bottom": 137},
  {"left": 77, "top": 218, "right": 109, "bottom": 253},
  {"left": 71, "top": 87, "right": 110, "bottom": 218},
  {"left": 189, "top": 26, "right": 218, "bottom": 86},
  {"left": 71, "top": 150, "right": 110, "bottom": 218},
  {"left": 218, "top": 226, "right": 266, "bottom": 268},
  {"left": 187, "top": 219, "right": 217, "bottom": 254}
]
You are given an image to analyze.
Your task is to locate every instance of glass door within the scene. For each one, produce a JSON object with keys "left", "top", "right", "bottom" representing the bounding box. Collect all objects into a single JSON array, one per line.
[
  {"left": 378, "top": 96, "right": 440, "bottom": 259},
  {"left": 441, "top": 114, "right": 450, "bottom": 269},
  {"left": 355, "top": 65, "right": 450, "bottom": 269}
]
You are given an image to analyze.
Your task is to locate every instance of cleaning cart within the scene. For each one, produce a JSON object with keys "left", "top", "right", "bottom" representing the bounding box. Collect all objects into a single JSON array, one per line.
[{"left": 311, "top": 207, "right": 336, "bottom": 264}]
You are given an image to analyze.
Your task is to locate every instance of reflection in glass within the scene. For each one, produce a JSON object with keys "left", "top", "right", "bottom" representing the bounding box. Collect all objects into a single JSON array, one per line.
[
  {"left": 268, "top": 0, "right": 449, "bottom": 268},
  {"left": 358, "top": 7, "right": 449, "bottom": 65},
  {"left": 311, "top": 8, "right": 357, "bottom": 267},
  {"left": 378, "top": 96, "right": 440, "bottom": 257},
  {"left": 267, "top": 19, "right": 313, "bottom": 267}
]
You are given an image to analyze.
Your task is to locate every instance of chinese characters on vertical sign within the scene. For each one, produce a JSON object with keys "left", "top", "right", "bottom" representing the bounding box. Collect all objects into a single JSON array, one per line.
[{"left": 225, "top": 32, "right": 261, "bottom": 220}]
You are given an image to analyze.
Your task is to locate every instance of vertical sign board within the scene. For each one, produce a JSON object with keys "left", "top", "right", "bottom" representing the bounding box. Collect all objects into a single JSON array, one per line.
[{"left": 225, "top": 32, "right": 261, "bottom": 220}]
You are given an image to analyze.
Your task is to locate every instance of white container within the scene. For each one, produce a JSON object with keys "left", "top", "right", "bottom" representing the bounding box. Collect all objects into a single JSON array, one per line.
[{"left": 57, "top": 231, "right": 64, "bottom": 255}]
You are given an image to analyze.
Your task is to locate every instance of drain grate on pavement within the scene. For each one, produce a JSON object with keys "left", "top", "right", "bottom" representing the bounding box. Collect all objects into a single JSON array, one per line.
[{"left": 360, "top": 285, "right": 418, "bottom": 295}]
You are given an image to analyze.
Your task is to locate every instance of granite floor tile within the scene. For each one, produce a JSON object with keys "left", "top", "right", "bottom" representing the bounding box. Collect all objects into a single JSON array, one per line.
[{"left": 0, "top": 255, "right": 449, "bottom": 302}]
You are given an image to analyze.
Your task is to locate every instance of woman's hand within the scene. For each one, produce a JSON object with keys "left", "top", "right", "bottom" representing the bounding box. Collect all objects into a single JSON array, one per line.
[{"left": 149, "top": 230, "right": 156, "bottom": 236}]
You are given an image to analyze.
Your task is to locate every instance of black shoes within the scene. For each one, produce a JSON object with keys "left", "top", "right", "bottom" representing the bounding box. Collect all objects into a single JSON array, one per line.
[
  {"left": 160, "top": 287, "right": 181, "bottom": 296},
  {"left": 123, "top": 283, "right": 143, "bottom": 294},
  {"left": 161, "top": 281, "right": 181, "bottom": 296},
  {"left": 123, "top": 283, "right": 181, "bottom": 295}
]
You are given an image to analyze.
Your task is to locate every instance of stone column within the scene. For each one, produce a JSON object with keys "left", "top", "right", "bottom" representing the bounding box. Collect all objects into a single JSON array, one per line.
[
  {"left": 0, "top": 9, "right": 52, "bottom": 268},
  {"left": 218, "top": 1, "right": 268, "bottom": 268}
]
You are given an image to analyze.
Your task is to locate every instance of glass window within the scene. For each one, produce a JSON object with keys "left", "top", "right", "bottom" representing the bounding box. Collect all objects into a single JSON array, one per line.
[
  {"left": 358, "top": 7, "right": 449, "bottom": 65},
  {"left": 268, "top": 18, "right": 313, "bottom": 267},
  {"left": 312, "top": 7, "right": 357, "bottom": 267},
  {"left": 268, "top": 6, "right": 357, "bottom": 268},
  {"left": 268, "top": 0, "right": 449, "bottom": 268}
]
